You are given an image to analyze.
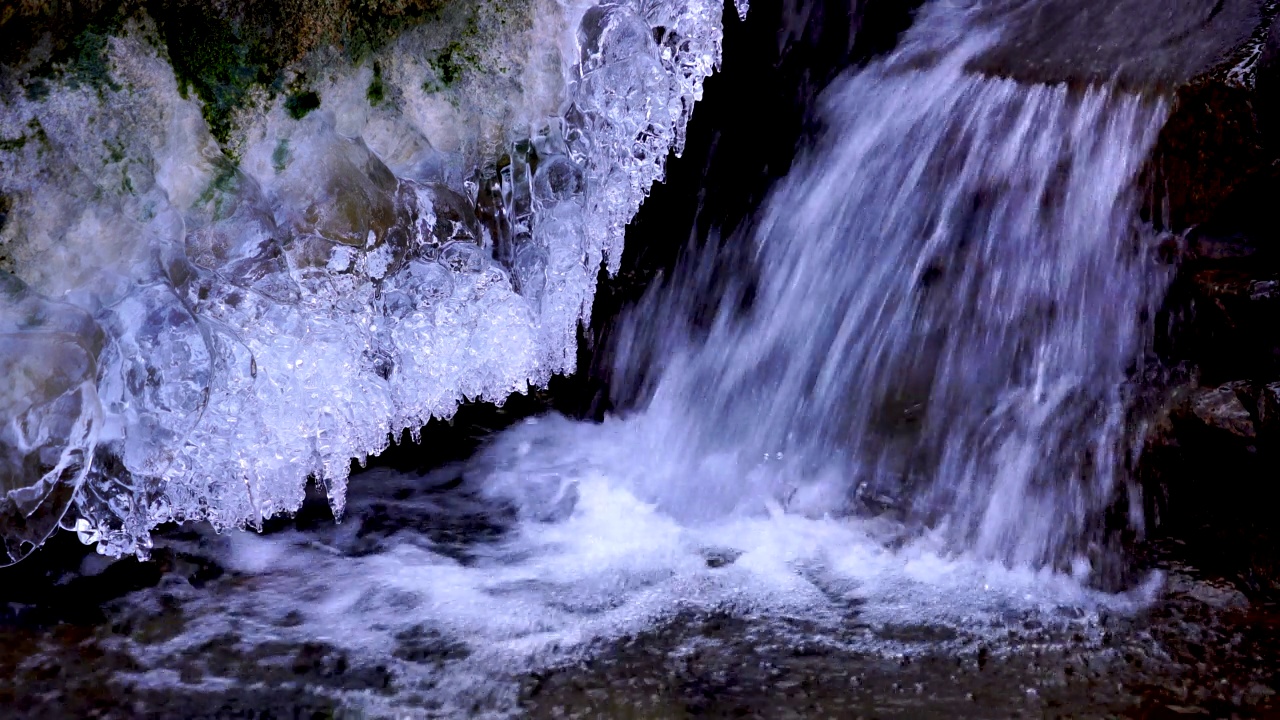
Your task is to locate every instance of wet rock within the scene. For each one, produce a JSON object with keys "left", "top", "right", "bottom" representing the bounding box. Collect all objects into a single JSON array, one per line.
[
  {"left": 1260, "top": 382, "right": 1280, "bottom": 438},
  {"left": 972, "top": 0, "right": 1267, "bottom": 90},
  {"left": 1158, "top": 157, "right": 1280, "bottom": 382},
  {"left": 1190, "top": 382, "right": 1256, "bottom": 439},
  {"left": 274, "top": 132, "right": 399, "bottom": 251},
  {"left": 1254, "top": 13, "right": 1280, "bottom": 145},
  {"left": 1138, "top": 3, "right": 1280, "bottom": 233},
  {"left": 1148, "top": 79, "right": 1269, "bottom": 231},
  {"left": 1169, "top": 572, "right": 1251, "bottom": 610},
  {"left": 700, "top": 547, "right": 742, "bottom": 568},
  {"left": 392, "top": 625, "right": 471, "bottom": 665}
]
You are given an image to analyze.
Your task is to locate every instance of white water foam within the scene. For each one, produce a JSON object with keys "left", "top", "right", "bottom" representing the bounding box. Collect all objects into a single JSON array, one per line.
[{"left": 109, "top": 411, "right": 1160, "bottom": 717}]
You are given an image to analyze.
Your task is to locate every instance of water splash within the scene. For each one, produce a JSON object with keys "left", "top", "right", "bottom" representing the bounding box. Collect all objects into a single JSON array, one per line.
[{"left": 603, "top": 8, "right": 1172, "bottom": 571}]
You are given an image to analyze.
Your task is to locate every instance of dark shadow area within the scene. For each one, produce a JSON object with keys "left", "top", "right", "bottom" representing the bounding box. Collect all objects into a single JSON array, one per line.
[{"left": 1139, "top": 33, "right": 1280, "bottom": 603}]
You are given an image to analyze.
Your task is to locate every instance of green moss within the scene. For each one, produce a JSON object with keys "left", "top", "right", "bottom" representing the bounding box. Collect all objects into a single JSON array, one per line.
[
  {"left": 435, "top": 41, "right": 468, "bottom": 85},
  {"left": 143, "top": 0, "right": 450, "bottom": 145},
  {"left": 341, "top": 0, "right": 448, "bottom": 65},
  {"left": 195, "top": 158, "right": 242, "bottom": 217},
  {"left": 23, "top": 79, "right": 51, "bottom": 101},
  {"left": 26, "top": 118, "right": 49, "bottom": 142},
  {"left": 419, "top": 4, "right": 488, "bottom": 93},
  {"left": 212, "top": 161, "right": 239, "bottom": 193},
  {"left": 2, "top": 0, "right": 497, "bottom": 148},
  {"left": 153, "top": 2, "right": 276, "bottom": 146},
  {"left": 423, "top": 39, "right": 479, "bottom": 92},
  {"left": 284, "top": 89, "right": 321, "bottom": 119},
  {"left": 103, "top": 139, "right": 127, "bottom": 163},
  {"left": 68, "top": 25, "right": 123, "bottom": 92},
  {"left": 0, "top": 0, "right": 131, "bottom": 75},
  {"left": 367, "top": 61, "right": 386, "bottom": 106},
  {"left": 1, "top": 119, "right": 51, "bottom": 154}
]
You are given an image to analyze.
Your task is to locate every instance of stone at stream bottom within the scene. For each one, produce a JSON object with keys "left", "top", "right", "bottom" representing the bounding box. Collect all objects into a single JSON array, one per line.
[{"left": 1, "top": 532, "right": 1279, "bottom": 719}]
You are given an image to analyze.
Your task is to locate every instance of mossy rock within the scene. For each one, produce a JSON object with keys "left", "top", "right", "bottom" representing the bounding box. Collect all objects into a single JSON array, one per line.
[{"left": 1, "top": 0, "right": 452, "bottom": 146}]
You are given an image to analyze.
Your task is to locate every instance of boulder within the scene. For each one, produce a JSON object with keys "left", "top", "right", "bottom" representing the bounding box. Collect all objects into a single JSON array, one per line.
[
  {"left": 970, "top": 0, "right": 1277, "bottom": 233},
  {"left": 1158, "top": 170, "right": 1280, "bottom": 384},
  {"left": 972, "top": 0, "right": 1267, "bottom": 90},
  {"left": 1190, "top": 382, "right": 1257, "bottom": 439}
]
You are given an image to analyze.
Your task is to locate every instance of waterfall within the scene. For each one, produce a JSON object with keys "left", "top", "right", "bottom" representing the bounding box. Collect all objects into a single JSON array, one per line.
[{"left": 528, "top": 2, "right": 1172, "bottom": 572}]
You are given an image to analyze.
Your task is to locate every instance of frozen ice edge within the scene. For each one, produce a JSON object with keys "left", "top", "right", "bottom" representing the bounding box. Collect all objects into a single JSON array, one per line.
[{"left": 0, "top": 0, "right": 745, "bottom": 561}]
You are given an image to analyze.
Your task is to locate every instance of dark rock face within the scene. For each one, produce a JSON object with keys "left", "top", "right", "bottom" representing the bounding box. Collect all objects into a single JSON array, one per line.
[
  {"left": 1128, "top": 22, "right": 1280, "bottom": 548},
  {"left": 973, "top": 1, "right": 1276, "bottom": 234},
  {"left": 973, "top": 0, "right": 1266, "bottom": 89},
  {"left": 1190, "top": 382, "right": 1258, "bottom": 439},
  {"left": 1262, "top": 381, "right": 1280, "bottom": 436},
  {"left": 1147, "top": 78, "right": 1270, "bottom": 232},
  {"left": 587, "top": 0, "right": 924, "bottom": 414}
]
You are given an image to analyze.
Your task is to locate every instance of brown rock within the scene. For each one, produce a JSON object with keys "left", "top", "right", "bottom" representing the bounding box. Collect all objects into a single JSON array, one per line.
[{"left": 1190, "top": 382, "right": 1257, "bottom": 438}]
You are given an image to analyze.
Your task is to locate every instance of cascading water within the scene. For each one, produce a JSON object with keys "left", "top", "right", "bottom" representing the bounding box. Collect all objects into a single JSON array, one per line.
[{"left": 539, "top": 4, "right": 1173, "bottom": 572}]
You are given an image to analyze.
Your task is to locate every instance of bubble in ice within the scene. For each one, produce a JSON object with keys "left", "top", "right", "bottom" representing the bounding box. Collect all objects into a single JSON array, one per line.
[{"left": 0, "top": 0, "right": 736, "bottom": 561}]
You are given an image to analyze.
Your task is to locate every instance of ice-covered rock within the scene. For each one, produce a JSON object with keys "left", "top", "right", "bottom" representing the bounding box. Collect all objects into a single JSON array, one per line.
[
  {"left": 0, "top": 0, "right": 741, "bottom": 562},
  {"left": 0, "top": 275, "right": 103, "bottom": 565}
]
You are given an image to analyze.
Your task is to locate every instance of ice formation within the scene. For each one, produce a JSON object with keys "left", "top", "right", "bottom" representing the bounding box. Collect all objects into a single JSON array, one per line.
[{"left": 0, "top": 0, "right": 742, "bottom": 563}]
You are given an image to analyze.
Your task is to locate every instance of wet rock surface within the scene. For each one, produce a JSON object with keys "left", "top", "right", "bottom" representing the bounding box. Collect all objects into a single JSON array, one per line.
[
  {"left": 2, "top": 525, "right": 1280, "bottom": 718},
  {"left": 973, "top": 0, "right": 1269, "bottom": 89},
  {"left": 518, "top": 584, "right": 1280, "bottom": 720},
  {"left": 1129, "top": 0, "right": 1280, "bottom": 625}
]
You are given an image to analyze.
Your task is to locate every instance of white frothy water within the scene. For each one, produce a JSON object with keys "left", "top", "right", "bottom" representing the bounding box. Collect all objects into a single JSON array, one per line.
[
  {"left": 103, "top": 3, "right": 1178, "bottom": 715},
  {"left": 119, "top": 438, "right": 1158, "bottom": 717}
]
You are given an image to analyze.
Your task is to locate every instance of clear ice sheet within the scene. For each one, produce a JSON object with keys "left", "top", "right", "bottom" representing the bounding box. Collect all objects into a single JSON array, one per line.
[{"left": 0, "top": 0, "right": 736, "bottom": 561}]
